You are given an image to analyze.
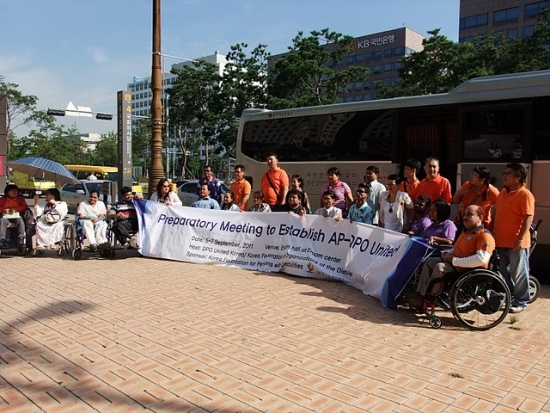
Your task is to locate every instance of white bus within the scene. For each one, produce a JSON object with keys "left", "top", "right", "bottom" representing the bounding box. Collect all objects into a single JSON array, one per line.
[{"left": 236, "top": 70, "right": 550, "bottom": 277}]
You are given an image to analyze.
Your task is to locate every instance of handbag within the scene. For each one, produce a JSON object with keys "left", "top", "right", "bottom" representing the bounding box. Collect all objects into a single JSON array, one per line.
[{"left": 44, "top": 208, "right": 62, "bottom": 224}]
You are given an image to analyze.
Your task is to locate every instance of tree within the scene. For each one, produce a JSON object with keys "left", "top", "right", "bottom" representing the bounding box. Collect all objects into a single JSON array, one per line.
[
  {"left": 218, "top": 43, "right": 271, "bottom": 155},
  {"left": 132, "top": 118, "right": 152, "bottom": 167},
  {"left": 0, "top": 76, "right": 38, "bottom": 156},
  {"left": 90, "top": 132, "right": 118, "bottom": 166},
  {"left": 169, "top": 60, "right": 225, "bottom": 166},
  {"left": 268, "top": 28, "right": 370, "bottom": 108}
]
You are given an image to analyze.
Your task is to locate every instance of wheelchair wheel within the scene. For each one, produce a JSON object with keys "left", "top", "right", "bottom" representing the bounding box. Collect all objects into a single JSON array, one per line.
[
  {"left": 436, "top": 291, "right": 452, "bottom": 311},
  {"left": 64, "top": 223, "right": 77, "bottom": 255},
  {"left": 99, "top": 248, "right": 110, "bottom": 258},
  {"left": 429, "top": 315, "right": 442, "bottom": 329},
  {"left": 72, "top": 248, "right": 82, "bottom": 260},
  {"left": 528, "top": 275, "right": 540, "bottom": 304},
  {"left": 450, "top": 270, "right": 511, "bottom": 331}
]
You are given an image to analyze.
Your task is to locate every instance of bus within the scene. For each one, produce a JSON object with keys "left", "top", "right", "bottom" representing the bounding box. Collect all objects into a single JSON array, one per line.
[{"left": 236, "top": 70, "right": 550, "bottom": 277}]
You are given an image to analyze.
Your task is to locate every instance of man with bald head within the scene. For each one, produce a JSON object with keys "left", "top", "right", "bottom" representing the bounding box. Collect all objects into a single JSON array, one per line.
[{"left": 416, "top": 204, "right": 495, "bottom": 298}]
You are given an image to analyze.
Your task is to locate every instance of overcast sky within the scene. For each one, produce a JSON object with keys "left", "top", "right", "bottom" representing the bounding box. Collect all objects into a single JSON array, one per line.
[{"left": 0, "top": 0, "right": 460, "bottom": 136}]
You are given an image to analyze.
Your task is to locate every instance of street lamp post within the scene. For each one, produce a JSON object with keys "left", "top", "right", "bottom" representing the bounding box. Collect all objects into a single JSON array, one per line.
[{"left": 149, "top": 0, "right": 164, "bottom": 196}]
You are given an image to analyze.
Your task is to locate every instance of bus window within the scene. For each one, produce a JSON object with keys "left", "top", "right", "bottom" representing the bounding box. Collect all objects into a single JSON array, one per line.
[
  {"left": 462, "top": 104, "right": 527, "bottom": 161},
  {"left": 241, "top": 109, "right": 394, "bottom": 163}
]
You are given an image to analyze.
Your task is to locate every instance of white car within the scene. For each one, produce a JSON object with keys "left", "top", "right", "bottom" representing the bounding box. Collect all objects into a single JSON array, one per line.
[
  {"left": 177, "top": 179, "right": 229, "bottom": 206},
  {"left": 60, "top": 180, "right": 113, "bottom": 213}
]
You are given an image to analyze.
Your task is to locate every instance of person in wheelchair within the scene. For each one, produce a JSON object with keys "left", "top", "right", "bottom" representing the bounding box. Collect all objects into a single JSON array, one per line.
[
  {"left": 0, "top": 184, "right": 29, "bottom": 247},
  {"left": 107, "top": 186, "right": 138, "bottom": 247},
  {"left": 77, "top": 190, "right": 108, "bottom": 251},
  {"left": 416, "top": 205, "right": 495, "bottom": 300},
  {"left": 33, "top": 188, "right": 69, "bottom": 250}
]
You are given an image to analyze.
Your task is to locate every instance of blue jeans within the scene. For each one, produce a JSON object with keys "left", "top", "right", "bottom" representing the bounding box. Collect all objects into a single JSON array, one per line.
[{"left": 497, "top": 247, "right": 530, "bottom": 308}]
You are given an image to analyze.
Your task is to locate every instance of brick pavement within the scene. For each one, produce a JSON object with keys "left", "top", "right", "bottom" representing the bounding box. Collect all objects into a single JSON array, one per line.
[{"left": 0, "top": 251, "right": 549, "bottom": 412}]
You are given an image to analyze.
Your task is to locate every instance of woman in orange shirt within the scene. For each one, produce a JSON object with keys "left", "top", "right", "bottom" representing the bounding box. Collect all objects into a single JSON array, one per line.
[{"left": 452, "top": 166, "right": 499, "bottom": 227}]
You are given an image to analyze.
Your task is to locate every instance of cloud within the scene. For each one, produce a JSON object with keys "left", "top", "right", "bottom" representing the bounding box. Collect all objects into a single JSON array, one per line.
[{"left": 88, "top": 47, "right": 109, "bottom": 64}]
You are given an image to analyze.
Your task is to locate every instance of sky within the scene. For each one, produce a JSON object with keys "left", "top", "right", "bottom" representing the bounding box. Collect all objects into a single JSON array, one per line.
[{"left": 0, "top": 0, "right": 460, "bottom": 136}]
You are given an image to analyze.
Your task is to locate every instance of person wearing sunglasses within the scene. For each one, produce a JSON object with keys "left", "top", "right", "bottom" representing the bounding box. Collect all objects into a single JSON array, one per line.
[
  {"left": 348, "top": 184, "right": 374, "bottom": 225},
  {"left": 150, "top": 178, "right": 182, "bottom": 206},
  {"left": 77, "top": 190, "right": 108, "bottom": 251}
]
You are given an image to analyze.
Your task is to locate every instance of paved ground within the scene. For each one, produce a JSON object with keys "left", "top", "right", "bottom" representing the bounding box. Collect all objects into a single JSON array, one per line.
[{"left": 1, "top": 250, "right": 549, "bottom": 413}]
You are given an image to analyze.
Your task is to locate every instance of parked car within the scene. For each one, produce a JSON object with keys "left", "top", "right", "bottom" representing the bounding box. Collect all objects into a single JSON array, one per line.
[
  {"left": 177, "top": 179, "right": 229, "bottom": 206},
  {"left": 60, "top": 180, "right": 113, "bottom": 213}
]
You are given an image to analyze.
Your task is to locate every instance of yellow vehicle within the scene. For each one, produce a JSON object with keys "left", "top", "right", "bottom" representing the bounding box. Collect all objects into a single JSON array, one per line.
[
  {"left": 9, "top": 170, "right": 56, "bottom": 197},
  {"left": 64, "top": 165, "right": 143, "bottom": 196}
]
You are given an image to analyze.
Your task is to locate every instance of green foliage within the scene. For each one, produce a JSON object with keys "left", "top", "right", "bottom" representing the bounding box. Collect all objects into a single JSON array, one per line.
[
  {"left": 90, "top": 132, "right": 117, "bottom": 166},
  {"left": 132, "top": 118, "right": 151, "bottom": 167},
  {"left": 268, "top": 28, "right": 370, "bottom": 108},
  {"left": 378, "top": 17, "right": 550, "bottom": 99}
]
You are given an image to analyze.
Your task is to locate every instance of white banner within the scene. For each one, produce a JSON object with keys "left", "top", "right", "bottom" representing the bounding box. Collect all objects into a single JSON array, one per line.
[{"left": 135, "top": 200, "right": 429, "bottom": 308}]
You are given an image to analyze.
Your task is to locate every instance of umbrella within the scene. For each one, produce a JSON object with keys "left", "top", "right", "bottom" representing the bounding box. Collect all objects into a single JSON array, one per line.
[{"left": 7, "top": 157, "right": 79, "bottom": 185}]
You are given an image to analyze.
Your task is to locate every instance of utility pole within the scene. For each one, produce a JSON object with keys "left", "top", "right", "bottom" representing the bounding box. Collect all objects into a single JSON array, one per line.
[{"left": 149, "top": 0, "right": 164, "bottom": 196}]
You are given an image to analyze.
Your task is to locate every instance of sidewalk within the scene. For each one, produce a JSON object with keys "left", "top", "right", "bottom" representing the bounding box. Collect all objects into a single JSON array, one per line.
[{"left": 1, "top": 251, "right": 549, "bottom": 412}]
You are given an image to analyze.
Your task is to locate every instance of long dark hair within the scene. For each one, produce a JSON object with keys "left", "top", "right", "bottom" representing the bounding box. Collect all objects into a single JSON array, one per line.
[
  {"left": 156, "top": 178, "right": 171, "bottom": 200},
  {"left": 46, "top": 188, "right": 62, "bottom": 201}
]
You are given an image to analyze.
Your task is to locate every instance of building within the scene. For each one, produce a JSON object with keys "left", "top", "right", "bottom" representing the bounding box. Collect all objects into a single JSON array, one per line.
[
  {"left": 127, "top": 51, "right": 228, "bottom": 119},
  {"left": 78, "top": 133, "right": 103, "bottom": 151},
  {"left": 269, "top": 27, "right": 425, "bottom": 102},
  {"left": 459, "top": 0, "right": 548, "bottom": 43}
]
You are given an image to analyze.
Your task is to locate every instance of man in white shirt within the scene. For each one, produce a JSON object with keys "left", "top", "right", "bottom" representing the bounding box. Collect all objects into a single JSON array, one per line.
[{"left": 364, "top": 165, "right": 386, "bottom": 225}]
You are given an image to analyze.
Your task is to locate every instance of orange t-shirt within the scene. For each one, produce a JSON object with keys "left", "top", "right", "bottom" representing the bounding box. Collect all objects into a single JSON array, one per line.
[
  {"left": 260, "top": 169, "right": 289, "bottom": 206},
  {"left": 459, "top": 183, "right": 499, "bottom": 227},
  {"left": 230, "top": 179, "right": 251, "bottom": 211},
  {"left": 417, "top": 175, "right": 452, "bottom": 203},
  {"left": 399, "top": 179, "right": 420, "bottom": 203},
  {"left": 453, "top": 228, "right": 495, "bottom": 272},
  {"left": 493, "top": 185, "right": 535, "bottom": 248}
]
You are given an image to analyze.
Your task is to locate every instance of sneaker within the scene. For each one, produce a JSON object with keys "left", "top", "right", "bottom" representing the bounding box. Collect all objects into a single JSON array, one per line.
[
  {"left": 35, "top": 245, "right": 47, "bottom": 251},
  {"left": 89, "top": 244, "right": 98, "bottom": 252},
  {"left": 509, "top": 306, "right": 525, "bottom": 314},
  {"left": 17, "top": 238, "right": 25, "bottom": 246}
]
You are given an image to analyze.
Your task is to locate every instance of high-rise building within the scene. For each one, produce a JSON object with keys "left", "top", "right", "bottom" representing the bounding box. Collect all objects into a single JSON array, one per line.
[
  {"left": 269, "top": 27, "right": 425, "bottom": 102},
  {"left": 459, "top": 0, "right": 548, "bottom": 43},
  {"left": 126, "top": 51, "right": 228, "bottom": 119}
]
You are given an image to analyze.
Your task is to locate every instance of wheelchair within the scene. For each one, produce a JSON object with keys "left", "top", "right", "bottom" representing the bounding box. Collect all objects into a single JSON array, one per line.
[
  {"left": 100, "top": 218, "right": 139, "bottom": 259},
  {"left": 0, "top": 209, "right": 35, "bottom": 256},
  {"left": 63, "top": 217, "right": 112, "bottom": 260},
  {"left": 399, "top": 242, "right": 511, "bottom": 331}
]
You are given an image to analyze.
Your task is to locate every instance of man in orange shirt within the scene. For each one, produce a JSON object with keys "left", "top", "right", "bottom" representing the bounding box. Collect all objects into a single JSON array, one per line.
[
  {"left": 416, "top": 205, "right": 495, "bottom": 298},
  {"left": 399, "top": 158, "right": 421, "bottom": 203},
  {"left": 260, "top": 153, "right": 289, "bottom": 212},
  {"left": 416, "top": 157, "right": 452, "bottom": 203},
  {"left": 492, "top": 163, "right": 535, "bottom": 313},
  {"left": 230, "top": 164, "right": 251, "bottom": 211}
]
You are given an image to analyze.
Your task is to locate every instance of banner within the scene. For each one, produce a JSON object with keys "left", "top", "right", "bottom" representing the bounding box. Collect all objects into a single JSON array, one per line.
[{"left": 135, "top": 200, "right": 430, "bottom": 309}]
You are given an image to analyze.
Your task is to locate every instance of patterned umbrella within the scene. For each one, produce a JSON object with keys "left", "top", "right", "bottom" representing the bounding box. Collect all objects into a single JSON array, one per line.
[{"left": 7, "top": 157, "right": 79, "bottom": 185}]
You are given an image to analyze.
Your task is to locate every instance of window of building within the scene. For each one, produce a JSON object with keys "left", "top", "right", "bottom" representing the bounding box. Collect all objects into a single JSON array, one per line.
[
  {"left": 364, "top": 94, "right": 372, "bottom": 101},
  {"left": 355, "top": 54, "right": 363, "bottom": 63},
  {"left": 355, "top": 82, "right": 362, "bottom": 91},
  {"left": 392, "top": 47, "right": 405, "bottom": 56},
  {"left": 459, "top": 36, "right": 475, "bottom": 43},
  {"left": 355, "top": 95, "right": 362, "bottom": 101},
  {"left": 346, "top": 55, "right": 355, "bottom": 64},
  {"left": 347, "top": 83, "right": 353, "bottom": 93},
  {"left": 373, "top": 51, "right": 382, "bottom": 60},
  {"left": 383, "top": 77, "right": 392, "bottom": 85},
  {"left": 373, "top": 65, "right": 382, "bottom": 74},
  {"left": 523, "top": 25, "right": 535, "bottom": 38},
  {"left": 338, "top": 97, "right": 344, "bottom": 103},
  {"left": 364, "top": 80, "right": 372, "bottom": 90},
  {"left": 459, "top": 13, "right": 489, "bottom": 30},
  {"left": 364, "top": 52, "right": 373, "bottom": 62},
  {"left": 394, "top": 62, "right": 403, "bottom": 70},
  {"left": 493, "top": 7, "right": 519, "bottom": 25},
  {"left": 345, "top": 96, "right": 353, "bottom": 103},
  {"left": 525, "top": 1, "right": 547, "bottom": 19},
  {"left": 404, "top": 47, "right": 415, "bottom": 56},
  {"left": 384, "top": 49, "right": 392, "bottom": 58},
  {"left": 507, "top": 28, "right": 518, "bottom": 38},
  {"left": 384, "top": 63, "right": 393, "bottom": 72}
]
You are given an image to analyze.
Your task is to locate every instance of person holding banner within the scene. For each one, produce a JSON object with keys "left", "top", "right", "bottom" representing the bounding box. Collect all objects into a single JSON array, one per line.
[
  {"left": 379, "top": 174, "right": 413, "bottom": 232},
  {"left": 150, "top": 178, "right": 182, "bottom": 206},
  {"left": 192, "top": 184, "right": 220, "bottom": 209},
  {"left": 416, "top": 205, "right": 495, "bottom": 298},
  {"left": 314, "top": 190, "right": 343, "bottom": 221},
  {"left": 286, "top": 190, "right": 306, "bottom": 216},
  {"left": 107, "top": 187, "right": 139, "bottom": 247},
  {"left": 248, "top": 191, "right": 271, "bottom": 212},
  {"left": 221, "top": 191, "right": 241, "bottom": 212},
  {"left": 348, "top": 184, "right": 375, "bottom": 225}
]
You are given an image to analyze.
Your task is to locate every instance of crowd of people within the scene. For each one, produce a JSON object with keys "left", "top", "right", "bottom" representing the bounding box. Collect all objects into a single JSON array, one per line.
[{"left": 0, "top": 152, "right": 535, "bottom": 314}]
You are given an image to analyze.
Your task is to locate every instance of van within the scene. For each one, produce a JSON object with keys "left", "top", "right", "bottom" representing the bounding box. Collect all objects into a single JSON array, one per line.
[
  {"left": 9, "top": 170, "right": 56, "bottom": 197},
  {"left": 64, "top": 165, "right": 143, "bottom": 196}
]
